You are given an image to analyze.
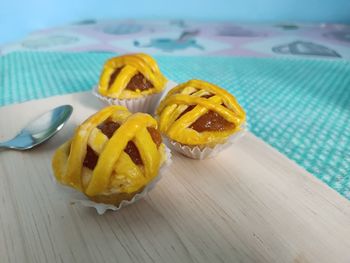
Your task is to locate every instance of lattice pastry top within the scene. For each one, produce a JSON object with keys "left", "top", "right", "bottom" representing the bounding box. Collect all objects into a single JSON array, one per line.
[
  {"left": 98, "top": 53, "right": 167, "bottom": 99},
  {"left": 52, "top": 106, "right": 166, "bottom": 204},
  {"left": 156, "top": 80, "right": 246, "bottom": 146}
]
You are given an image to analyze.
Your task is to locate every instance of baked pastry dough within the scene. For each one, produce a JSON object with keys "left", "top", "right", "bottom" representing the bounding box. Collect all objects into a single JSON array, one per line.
[
  {"left": 98, "top": 53, "right": 167, "bottom": 99},
  {"left": 52, "top": 105, "right": 166, "bottom": 204},
  {"left": 156, "top": 80, "right": 246, "bottom": 147}
]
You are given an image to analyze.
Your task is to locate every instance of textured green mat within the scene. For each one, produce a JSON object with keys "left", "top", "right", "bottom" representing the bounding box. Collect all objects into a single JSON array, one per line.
[{"left": 1, "top": 52, "right": 350, "bottom": 198}]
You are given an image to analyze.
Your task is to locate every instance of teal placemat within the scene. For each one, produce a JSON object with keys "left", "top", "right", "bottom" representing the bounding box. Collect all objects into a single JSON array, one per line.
[{"left": 1, "top": 52, "right": 350, "bottom": 199}]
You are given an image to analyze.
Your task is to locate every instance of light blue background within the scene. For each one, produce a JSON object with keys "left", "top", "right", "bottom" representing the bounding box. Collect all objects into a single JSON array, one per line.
[{"left": 1, "top": 0, "right": 350, "bottom": 44}]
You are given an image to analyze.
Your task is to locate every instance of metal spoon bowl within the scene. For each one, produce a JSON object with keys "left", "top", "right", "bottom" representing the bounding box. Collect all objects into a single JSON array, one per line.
[{"left": 0, "top": 105, "right": 73, "bottom": 150}]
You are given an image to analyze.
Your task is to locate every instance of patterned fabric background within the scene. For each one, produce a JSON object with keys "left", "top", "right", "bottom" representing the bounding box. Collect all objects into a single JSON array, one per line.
[{"left": 2, "top": 20, "right": 350, "bottom": 59}]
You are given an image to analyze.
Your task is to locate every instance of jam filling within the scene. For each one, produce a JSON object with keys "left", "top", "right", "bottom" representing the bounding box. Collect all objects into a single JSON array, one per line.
[
  {"left": 83, "top": 121, "right": 162, "bottom": 169},
  {"left": 108, "top": 68, "right": 122, "bottom": 89},
  {"left": 176, "top": 105, "right": 234, "bottom": 132},
  {"left": 126, "top": 73, "right": 153, "bottom": 91},
  {"left": 108, "top": 69, "right": 153, "bottom": 92},
  {"left": 124, "top": 141, "right": 143, "bottom": 165},
  {"left": 147, "top": 127, "right": 162, "bottom": 148},
  {"left": 190, "top": 111, "right": 234, "bottom": 132},
  {"left": 97, "top": 121, "right": 121, "bottom": 139},
  {"left": 202, "top": 94, "right": 214, "bottom": 99},
  {"left": 83, "top": 146, "right": 99, "bottom": 170}
]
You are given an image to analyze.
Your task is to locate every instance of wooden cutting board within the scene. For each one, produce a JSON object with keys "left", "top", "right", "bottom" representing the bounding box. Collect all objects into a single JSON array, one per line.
[{"left": 1, "top": 92, "right": 350, "bottom": 263}]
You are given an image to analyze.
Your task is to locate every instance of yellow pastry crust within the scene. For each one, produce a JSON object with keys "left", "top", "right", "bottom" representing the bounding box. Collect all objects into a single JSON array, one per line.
[
  {"left": 98, "top": 53, "right": 167, "bottom": 99},
  {"left": 52, "top": 105, "right": 166, "bottom": 204},
  {"left": 156, "top": 79, "right": 246, "bottom": 146}
]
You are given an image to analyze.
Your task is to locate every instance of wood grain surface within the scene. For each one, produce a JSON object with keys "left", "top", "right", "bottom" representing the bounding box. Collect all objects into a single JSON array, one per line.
[{"left": 0, "top": 92, "right": 350, "bottom": 263}]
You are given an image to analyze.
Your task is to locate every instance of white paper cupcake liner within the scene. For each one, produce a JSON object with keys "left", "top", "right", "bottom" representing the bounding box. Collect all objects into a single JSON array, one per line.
[
  {"left": 166, "top": 124, "right": 247, "bottom": 160},
  {"left": 53, "top": 146, "right": 172, "bottom": 215},
  {"left": 92, "top": 81, "right": 176, "bottom": 114}
]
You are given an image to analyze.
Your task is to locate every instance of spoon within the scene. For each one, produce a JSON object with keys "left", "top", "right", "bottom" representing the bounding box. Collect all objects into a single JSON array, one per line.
[{"left": 0, "top": 105, "right": 73, "bottom": 150}]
